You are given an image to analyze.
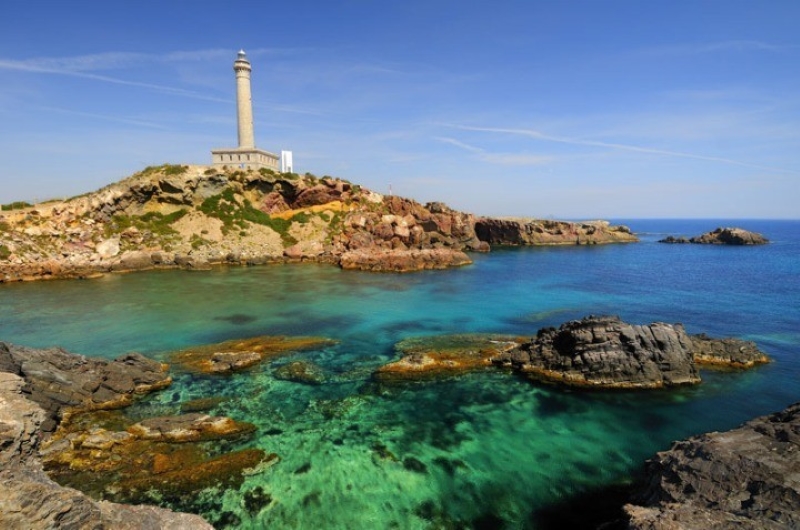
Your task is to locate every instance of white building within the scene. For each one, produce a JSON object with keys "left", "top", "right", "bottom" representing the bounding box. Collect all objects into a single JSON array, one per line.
[
  {"left": 280, "top": 150, "right": 293, "bottom": 173},
  {"left": 211, "top": 50, "right": 279, "bottom": 170}
]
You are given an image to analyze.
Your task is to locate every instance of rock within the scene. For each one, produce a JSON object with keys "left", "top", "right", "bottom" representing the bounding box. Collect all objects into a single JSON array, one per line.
[
  {"left": 0, "top": 355, "right": 213, "bottom": 529},
  {"left": 493, "top": 316, "right": 701, "bottom": 389},
  {"left": 691, "top": 333, "right": 770, "bottom": 368},
  {"left": 0, "top": 343, "right": 172, "bottom": 430},
  {"left": 657, "top": 235, "right": 690, "bottom": 244},
  {"left": 117, "top": 250, "right": 154, "bottom": 271},
  {"left": 376, "top": 334, "right": 521, "bottom": 381},
  {"left": 689, "top": 227, "right": 769, "bottom": 245},
  {"left": 96, "top": 237, "right": 120, "bottom": 258},
  {"left": 339, "top": 248, "right": 472, "bottom": 272},
  {"left": 625, "top": 402, "right": 800, "bottom": 529},
  {"left": 168, "top": 335, "right": 336, "bottom": 375},
  {"left": 127, "top": 413, "right": 256, "bottom": 442},
  {"left": 274, "top": 361, "right": 326, "bottom": 385},
  {"left": 475, "top": 218, "right": 638, "bottom": 246}
]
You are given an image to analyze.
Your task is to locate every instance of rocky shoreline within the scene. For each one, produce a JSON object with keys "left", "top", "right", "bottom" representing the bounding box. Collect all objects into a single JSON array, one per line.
[
  {"left": 0, "top": 315, "right": 791, "bottom": 529},
  {"left": 0, "top": 164, "right": 637, "bottom": 282}
]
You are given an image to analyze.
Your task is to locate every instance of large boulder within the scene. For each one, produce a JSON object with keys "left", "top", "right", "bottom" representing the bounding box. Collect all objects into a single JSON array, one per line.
[
  {"left": 493, "top": 315, "right": 701, "bottom": 388},
  {"left": 625, "top": 402, "right": 800, "bottom": 529}
]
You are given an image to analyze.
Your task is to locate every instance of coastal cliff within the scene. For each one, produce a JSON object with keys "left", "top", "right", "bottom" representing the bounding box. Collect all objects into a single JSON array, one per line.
[{"left": 0, "top": 165, "right": 636, "bottom": 281}]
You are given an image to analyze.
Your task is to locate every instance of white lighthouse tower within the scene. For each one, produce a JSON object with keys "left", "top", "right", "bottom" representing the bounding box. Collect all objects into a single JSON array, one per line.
[{"left": 211, "top": 50, "right": 279, "bottom": 170}]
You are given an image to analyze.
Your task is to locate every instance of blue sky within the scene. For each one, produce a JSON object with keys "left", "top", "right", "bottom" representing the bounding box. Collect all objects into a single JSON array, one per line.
[{"left": 1, "top": 1, "right": 798, "bottom": 218}]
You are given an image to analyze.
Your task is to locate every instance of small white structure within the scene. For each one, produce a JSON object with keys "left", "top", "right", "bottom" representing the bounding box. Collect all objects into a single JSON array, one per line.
[
  {"left": 211, "top": 50, "right": 279, "bottom": 170},
  {"left": 280, "top": 150, "right": 293, "bottom": 173}
]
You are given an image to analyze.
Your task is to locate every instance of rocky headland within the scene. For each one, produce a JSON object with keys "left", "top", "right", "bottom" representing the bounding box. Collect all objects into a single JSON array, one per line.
[
  {"left": 475, "top": 218, "right": 637, "bottom": 246},
  {"left": 0, "top": 164, "right": 637, "bottom": 281},
  {"left": 377, "top": 316, "right": 769, "bottom": 389},
  {"left": 659, "top": 226, "right": 769, "bottom": 245},
  {"left": 624, "top": 401, "right": 800, "bottom": 529}
]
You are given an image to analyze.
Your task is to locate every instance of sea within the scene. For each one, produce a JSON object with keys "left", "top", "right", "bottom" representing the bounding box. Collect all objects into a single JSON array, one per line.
[{"left": 1, "top": 219, "right": 798, "bottom": 529}]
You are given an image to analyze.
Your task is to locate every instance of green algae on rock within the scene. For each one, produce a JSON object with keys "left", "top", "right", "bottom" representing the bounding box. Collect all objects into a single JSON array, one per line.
[
  {"left": 168, "top": 335, "right": 337, "bottom": 375},
  {"left": 375, "top": 334, "right": 522, "bottom": 381}
]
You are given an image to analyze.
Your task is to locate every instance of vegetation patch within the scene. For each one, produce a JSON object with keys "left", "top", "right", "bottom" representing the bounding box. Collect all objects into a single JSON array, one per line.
[
  {"left": 105, "top": 210, "right": 188, "bottom": 239},
  {"left": 1, "top": 201, "right": 33, "bottom": 211},
  {"left": 198, "top": 187, "right": 304, "bottom": 245},
  {"left": 0, "top": 245, "right": 11, "bottom": 260},
  {"left": 137, "top": 164, "right": 189, "bottom": 178}
]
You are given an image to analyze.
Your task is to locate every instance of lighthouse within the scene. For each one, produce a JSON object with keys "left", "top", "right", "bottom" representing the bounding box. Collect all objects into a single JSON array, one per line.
[{"left": 211, "top": 50, "right": 279, "bottom": 170}]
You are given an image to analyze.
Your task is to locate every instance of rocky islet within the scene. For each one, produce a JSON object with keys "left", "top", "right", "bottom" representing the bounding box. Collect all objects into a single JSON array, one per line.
[{"left": 659, "top": 226, "right": 769, "bottom": 245}]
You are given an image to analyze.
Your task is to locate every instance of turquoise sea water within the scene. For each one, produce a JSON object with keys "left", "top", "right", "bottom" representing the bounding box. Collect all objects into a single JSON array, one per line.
[{"left": 1, "top": 219, "right": 798, "bottom": 528}]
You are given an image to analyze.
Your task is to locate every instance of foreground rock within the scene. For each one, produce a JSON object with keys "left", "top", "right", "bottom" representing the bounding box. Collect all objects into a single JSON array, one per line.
[
  {"left": 375, "top": 334, "right": 521, "bottom": 381},
  {"left": 0, "top": 342, "right": 171, "bottom": 432},
  {"left": 625, "top": 402, "right": 800, "bottom": 529},
  {"left": 659, "top": 227, "right": 769, "bottom": 245},
  {"left": 0, "top": 341, "right": 286, "bottom": 528},
  {"left": 475, "top": 218, "right": 638, "bottom": 246},
  {"left": 0, "top": 370, "right": 212, "bottom": 529}
]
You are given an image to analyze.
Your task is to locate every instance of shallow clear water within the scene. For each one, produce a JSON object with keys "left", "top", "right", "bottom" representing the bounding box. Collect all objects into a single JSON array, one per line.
[{"left": 2, "top": 219, "right": 798, "bottom": 528}]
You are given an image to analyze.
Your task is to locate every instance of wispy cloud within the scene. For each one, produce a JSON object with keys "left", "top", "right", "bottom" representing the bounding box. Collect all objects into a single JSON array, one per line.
[
  {"left": 35, "top": 105, "right": 168, "bottom": 129},
  {"left": 445, "top": 124, "right": 799, "bottom": 174},
  {"left": 639, "top": 40, "right": 796, "bottom": 57},
  {"left": 435, "top": 136, "right": 551, "bottom": 166}
]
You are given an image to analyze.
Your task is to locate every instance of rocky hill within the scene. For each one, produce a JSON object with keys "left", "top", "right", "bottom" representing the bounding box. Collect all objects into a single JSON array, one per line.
[{"left": 0, "top": 165, "right": 637, "bottom": 281}]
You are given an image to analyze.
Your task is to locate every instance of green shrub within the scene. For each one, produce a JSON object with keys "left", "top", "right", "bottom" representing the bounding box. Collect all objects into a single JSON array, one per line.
[
  {"left": 1, "top": 201, "right": 32, "bottom": 211},
  {"left": 0, "top": 245, "right": 11, "bottom": 260},
  {"left": 198, "top": 187, "right": 301, "bottom": 246},
  {"left": 138, "top": 164, "right": 188, "bottom": 177},
  {"left": 106, "top": 209, "right": 187, "bottom": 238}
]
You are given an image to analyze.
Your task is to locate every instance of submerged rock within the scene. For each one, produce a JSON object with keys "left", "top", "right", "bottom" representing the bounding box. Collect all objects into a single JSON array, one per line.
[
  {"left": 126, "top": 413, "right": 256, "bottom": 442},
  {"left": 375, "top": 334, "right": 521, "bottom": 381},
  {"left": 168, "top": 335, "right": 336, "bottom": 375},
  {"left": 625, "top": 402, "right": 800, "bottom": 529},
  {"left": 274, "top": 360, "right": 326, "bottom": 385}
]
